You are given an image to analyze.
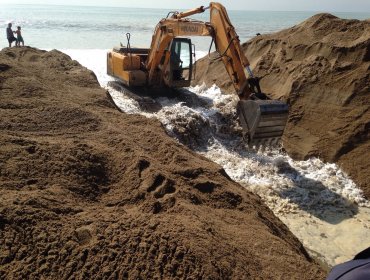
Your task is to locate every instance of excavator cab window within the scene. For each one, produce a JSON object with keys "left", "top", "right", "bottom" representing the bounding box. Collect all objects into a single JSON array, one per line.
[{"left": 169, "top": 38, "right": 192, "bottom": 87}]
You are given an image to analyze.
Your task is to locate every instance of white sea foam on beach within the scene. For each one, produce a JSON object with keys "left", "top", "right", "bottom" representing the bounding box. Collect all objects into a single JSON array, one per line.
[
  {"left": 62, "top": 49, "right": 112, "bottom": 86},
  {"left": 64, "top": 49, "right": 370, "bottom": 267}
]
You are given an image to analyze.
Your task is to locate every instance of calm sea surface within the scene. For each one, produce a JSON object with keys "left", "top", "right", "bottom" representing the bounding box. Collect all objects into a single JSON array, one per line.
[{"left": 1, "top": 4, "right": 369, "bottom": 51}]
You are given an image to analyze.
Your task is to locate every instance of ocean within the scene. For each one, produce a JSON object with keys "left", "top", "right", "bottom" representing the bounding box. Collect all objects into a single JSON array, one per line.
[
  {"left": 1, "top": 4, "right": 370, "bottom": 266},
  {"left": 1, "top": 4, "right": 369, "bottom": 50}
]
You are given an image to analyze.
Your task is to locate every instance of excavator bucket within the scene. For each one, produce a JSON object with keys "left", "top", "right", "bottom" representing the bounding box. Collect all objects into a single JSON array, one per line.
[{"left": 237, "top": 100, "right": 289, "bottom": 146}]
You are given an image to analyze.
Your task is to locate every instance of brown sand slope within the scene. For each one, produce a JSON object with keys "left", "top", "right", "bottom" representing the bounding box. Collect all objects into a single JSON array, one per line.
[
  {"left": 0, "top": 48, "right": 324, "bottom": 279},
  {"left": 194, "top": 14, "right": 370, "bottom": 198}
]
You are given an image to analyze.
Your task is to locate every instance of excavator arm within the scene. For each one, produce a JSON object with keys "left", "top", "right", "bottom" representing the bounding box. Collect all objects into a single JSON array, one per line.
[
  {"left": 208, "top": 3, "right": 252, "bottom": 100},
  {"left": 206, "top": 3, "right": 289, "bottom": 144}
]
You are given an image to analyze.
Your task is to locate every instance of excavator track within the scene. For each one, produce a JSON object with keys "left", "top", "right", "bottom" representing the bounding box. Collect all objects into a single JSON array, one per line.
[{"left": 107, "top": 80, "right": 161, "bottom": 112}]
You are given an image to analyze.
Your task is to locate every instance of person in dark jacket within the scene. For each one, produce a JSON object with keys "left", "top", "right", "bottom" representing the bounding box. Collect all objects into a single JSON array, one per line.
[
  {"left": 6, "top": 23, "right": 17, "bottom": 47},
  {"left": 326, "top": 247, "right": 370, "bottom": 280}
]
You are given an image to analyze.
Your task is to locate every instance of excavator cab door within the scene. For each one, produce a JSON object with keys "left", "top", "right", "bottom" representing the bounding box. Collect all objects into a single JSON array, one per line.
[{"left": 166, "top": 38, "right": 193, "bottom": 88}]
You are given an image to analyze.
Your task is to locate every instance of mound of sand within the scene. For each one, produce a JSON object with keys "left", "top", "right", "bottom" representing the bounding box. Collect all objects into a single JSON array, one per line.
[
  {"left": 0, "top": 48, "right": 324, "bottom": 278},
  {"left": 193, "top": 14, "right": 370, "bottom": 198}
]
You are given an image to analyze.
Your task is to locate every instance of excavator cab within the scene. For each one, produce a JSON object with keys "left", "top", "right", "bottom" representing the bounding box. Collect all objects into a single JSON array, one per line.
[{"left": 165, "top": 38, "right": 193, "bottom": 88}]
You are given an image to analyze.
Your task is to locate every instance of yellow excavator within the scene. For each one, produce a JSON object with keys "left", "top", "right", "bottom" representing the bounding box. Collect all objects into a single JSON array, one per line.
[{"left": 107, "top": 2, "right": 288, "bottom": 145}]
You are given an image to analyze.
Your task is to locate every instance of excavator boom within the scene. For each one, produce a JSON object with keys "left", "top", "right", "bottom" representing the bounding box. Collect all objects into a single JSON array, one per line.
[{"left": 107, "top": 2, "right": 289, "bottom": 145}]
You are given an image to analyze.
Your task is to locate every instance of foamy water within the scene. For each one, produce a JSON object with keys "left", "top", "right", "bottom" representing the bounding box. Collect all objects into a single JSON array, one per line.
[{"left": 63, "top": 49, "right": 370, "bottom": 267}]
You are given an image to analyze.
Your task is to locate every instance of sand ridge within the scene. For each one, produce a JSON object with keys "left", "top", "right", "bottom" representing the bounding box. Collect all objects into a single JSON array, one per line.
[{"left": 0, "top": 48, "right": 325, "bottom": 279}]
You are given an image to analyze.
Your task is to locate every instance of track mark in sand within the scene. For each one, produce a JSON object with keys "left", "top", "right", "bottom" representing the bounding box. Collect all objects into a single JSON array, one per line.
[
  {"left": 153, "top": 179, "right": 176, "bottom": 199},
  {"left": 0, "top": 64, "right": 11, "bottom": 71},
  {"left": 215, "top": 191, "right": 243, "bottom": 208},
  {"left": 74, "top": 226, "right": 94, "bottom": 246},
  {"left": 146, "top": 174, "right": 165, "bottom": 193},
  {"left": 176, "top": 168, "right": 204, "bottom": 179},
  {"left": 137, "top": 158, "right": 150, "bottom": 178},
  {"left": 193, "top": 181, "right": 218, "bottom": 193},
  {"left": 144, "top": 173, "right": 177, "bottom": 199},
  {"left": 136, "top": 158, "right": 178, "bottom": 213}
]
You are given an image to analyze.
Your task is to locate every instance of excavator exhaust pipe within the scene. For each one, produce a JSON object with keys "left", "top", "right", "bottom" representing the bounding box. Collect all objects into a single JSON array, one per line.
[{"left": 237, "top": 100, "right": 289, "bottom": 146}]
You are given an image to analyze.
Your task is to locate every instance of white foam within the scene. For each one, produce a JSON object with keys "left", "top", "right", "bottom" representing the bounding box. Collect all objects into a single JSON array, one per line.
[{"left": 61, "top": 49, "right": 112, "bottom": 86}]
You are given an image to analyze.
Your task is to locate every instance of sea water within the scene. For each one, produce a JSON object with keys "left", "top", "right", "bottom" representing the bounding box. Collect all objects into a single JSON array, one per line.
[
  {"left": 1, "top": 4, "right": 369, "bottom": 50},
  {"left": 2, "top": 4, "right": 370, "bottom": 267}
]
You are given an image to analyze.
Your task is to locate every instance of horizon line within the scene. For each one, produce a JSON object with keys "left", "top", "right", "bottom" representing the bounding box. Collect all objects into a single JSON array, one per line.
[{"left": 1, "top": 3, "right": 370, "bottom": 14}]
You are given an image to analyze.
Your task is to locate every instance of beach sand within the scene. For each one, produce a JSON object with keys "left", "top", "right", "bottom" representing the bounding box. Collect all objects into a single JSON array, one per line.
[
  {"left": 0, "top": 47, "right": 324, "bottom": 279},
  {"left": 0, "top": 12, "right": 369, "bottom": 278}
]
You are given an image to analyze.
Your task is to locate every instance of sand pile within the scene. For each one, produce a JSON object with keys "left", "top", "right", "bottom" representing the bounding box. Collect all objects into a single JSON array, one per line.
[
  {"left": 0, "top": 48, "right": 324, "bottom": 279},
  {"left": 193, "top": 14, "right": 370, "bottom": 198}
]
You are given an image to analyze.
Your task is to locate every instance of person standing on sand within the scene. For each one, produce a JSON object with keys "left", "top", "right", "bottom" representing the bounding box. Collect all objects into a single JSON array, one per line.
[
  {"left": 6, "top": 23, "right": 17, "bottom": 47},
  {"left": 15, "top": 26, "right": 24, "bottom": 47}
]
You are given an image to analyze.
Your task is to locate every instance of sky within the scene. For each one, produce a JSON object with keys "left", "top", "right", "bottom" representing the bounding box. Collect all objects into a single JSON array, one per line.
[{"left": 1, "top": 0, "right": 370, "bottom": 13}]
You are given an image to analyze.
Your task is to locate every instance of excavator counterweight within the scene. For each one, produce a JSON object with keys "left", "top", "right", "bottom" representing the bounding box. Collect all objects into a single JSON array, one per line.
[{"left": 107, "top": 2, "right": 289, "bottom": 145}]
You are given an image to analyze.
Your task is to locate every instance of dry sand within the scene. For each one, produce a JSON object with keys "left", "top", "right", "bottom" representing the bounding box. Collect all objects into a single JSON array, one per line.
[
  {"left": 193, "top": 14, "right": 370, "bottom": 199},
  {"left": 0, "top": 48, "right": 325, "bottom": 279}
]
